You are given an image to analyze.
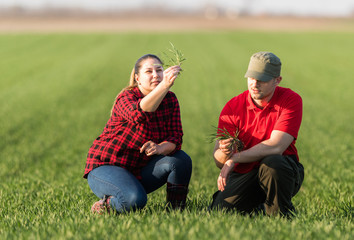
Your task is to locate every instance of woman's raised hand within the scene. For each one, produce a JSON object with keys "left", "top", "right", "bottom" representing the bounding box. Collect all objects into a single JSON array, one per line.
[{"left": 161, "top": 65, "right": 181, "bottom": 89}]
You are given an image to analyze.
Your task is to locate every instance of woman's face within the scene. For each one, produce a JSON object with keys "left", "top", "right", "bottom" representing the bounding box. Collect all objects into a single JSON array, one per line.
[{"left": 136, "top": 58, "right": 164, "bottom": 96}]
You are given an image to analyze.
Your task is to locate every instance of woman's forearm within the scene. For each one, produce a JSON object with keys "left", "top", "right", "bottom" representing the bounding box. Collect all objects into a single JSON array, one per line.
[
  {"left": 158, "top": 141, "right": 176, "bottom": 155},
  {"left": 139, "top": 84, "right": 170, "bottom": 112}
]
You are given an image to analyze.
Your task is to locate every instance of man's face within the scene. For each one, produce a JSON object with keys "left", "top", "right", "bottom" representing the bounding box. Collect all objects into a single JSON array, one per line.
[{"left": 247, "top": 77, "right": 281, "bottom": 103}]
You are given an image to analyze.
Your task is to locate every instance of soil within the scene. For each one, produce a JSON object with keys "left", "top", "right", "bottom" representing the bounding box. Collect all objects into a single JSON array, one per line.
[{"left": 0, "top": 15, "right": 353, "bottom": 33}]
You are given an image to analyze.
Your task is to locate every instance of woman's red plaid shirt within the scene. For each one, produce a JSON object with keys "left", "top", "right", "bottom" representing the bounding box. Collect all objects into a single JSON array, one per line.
[{"left": 84, "top": 87, "right": 183, "bottom": 179}]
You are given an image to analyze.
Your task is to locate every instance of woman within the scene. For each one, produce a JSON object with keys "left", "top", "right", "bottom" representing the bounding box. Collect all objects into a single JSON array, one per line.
[{"left": 83, "top": 54, "right": 192, "bottom": 214}]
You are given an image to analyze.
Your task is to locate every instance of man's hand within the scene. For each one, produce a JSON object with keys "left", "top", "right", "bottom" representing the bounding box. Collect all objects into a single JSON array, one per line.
[
  {"left": 213, "top": 138, "right": 235, "bottom": 169},
  {"left": 217, "top": 159, "right": 235, "bottom": 192},
  {"left": 218, "top": 138, "right": 235, "bottom": 156}
]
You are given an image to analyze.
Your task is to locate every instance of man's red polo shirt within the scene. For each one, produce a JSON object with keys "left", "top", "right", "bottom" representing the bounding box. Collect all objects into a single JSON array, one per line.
[{"left": 218, "top": 86, "right": 303, "bottom": 174}]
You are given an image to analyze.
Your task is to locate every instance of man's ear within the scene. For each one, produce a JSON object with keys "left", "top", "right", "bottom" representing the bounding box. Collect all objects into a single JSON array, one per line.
[{"left": 275, "top": 76, "right": 282, "bottom": 85}]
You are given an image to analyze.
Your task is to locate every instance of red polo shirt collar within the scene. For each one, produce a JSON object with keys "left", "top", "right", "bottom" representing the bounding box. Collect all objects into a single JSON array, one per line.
[{"left": 246, "top": 87, "right": 278, "bottom": 111}]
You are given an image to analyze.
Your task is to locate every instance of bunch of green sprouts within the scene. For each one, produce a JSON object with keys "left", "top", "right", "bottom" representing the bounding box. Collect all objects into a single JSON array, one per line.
[
  {"left": 164, "top": 42, "right": 186, "bottom": 67},
  {"left": 155, "top": 42, "right": 186, "bottom": 72},
  {"left": 209, "top": 126, "right": 244, "bottom": 153},
  {"left": 154, "top": 42, "right": 187, "bottom": 74}
]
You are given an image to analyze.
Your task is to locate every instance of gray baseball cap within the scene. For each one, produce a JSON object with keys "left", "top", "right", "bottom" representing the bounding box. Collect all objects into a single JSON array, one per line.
[{"left": 244, "top": 52, "right": 281, "bottom": 82}]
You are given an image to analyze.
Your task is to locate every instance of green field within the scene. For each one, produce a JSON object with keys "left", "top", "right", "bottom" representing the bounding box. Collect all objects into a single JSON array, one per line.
[{"left": 0, "top": 31, "right": 353, "bottom": 239}]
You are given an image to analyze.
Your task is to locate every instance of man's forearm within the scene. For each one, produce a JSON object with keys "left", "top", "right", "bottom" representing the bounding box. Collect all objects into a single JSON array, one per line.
[
  {"left": 230, "top": 141, "right": 284, "bottom": 164},
  {"left": 214, "top": 130, "right": 293, "bottom": 168},
  {"left": 228, "top": 130, "right": 294, "bottom": 164},
  {"left": 213, "top": 148, "right": 233, "bottom": 168}
]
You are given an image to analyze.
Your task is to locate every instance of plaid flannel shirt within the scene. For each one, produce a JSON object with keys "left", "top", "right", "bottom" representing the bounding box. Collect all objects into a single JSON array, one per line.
[{"left": 84, "top": 87, "right": 183, "bottom": 179}]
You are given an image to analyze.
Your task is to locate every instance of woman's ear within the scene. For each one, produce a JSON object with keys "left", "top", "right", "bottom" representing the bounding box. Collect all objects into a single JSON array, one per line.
[{"left": 135, "top": 74, "right": 140, "bottom": 84}]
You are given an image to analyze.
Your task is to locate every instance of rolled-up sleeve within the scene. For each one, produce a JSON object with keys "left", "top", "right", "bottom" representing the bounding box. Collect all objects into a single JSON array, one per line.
[
  {"left": 165, "top": 95, "right": 183, "bottom": 153},
  {"left": 113, "top": 91, "right": 152, "bottom": 124}
]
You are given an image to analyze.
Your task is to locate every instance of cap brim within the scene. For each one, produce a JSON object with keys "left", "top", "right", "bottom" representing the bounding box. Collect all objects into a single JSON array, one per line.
[{"left": 245, "top": 70, "right": 274, "bottom": 82}]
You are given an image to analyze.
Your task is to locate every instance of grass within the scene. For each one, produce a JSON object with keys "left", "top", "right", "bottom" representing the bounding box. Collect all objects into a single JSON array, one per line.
[{"left": 0, "top": 31, "right": 353, "bottom": 239}]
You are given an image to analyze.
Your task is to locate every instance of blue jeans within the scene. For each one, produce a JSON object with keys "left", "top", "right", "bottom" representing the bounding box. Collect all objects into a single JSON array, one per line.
[{"left": 87, "top": 150, "right": 192, "bottom": 213}]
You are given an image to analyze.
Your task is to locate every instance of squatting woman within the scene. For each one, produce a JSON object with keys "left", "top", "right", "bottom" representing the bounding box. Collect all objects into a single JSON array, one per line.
[{"left": 83, "top": 54, "right": 192, "bottom": 214}]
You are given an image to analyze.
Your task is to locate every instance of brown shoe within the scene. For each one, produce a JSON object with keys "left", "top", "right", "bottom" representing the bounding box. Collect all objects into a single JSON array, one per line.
[{"left": 91, "top": 195, "right": 111, "bottom": 214}]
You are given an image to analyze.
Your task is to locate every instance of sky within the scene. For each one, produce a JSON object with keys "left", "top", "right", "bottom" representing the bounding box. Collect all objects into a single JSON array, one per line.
[{"left": 1, "top": 0, "right": 353, "bottom": 17}]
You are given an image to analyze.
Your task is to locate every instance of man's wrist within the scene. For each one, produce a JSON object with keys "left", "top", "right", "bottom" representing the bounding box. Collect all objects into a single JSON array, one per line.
[{"left": 231, "top": 152, "right": 240, "bottom": 163}]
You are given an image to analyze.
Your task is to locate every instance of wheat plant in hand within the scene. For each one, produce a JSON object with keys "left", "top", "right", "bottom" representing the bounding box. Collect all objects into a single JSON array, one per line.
[
  {"left": 210, "top": 126, "right": 244, "bottom": 153},
  {"left": 162, "top": 42, "right": 186, "bottom": 71}
]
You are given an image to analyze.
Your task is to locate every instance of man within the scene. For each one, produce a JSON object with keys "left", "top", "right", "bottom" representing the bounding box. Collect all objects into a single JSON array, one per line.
[{"left": 210, "top": 51, "right": 304, "bottom": 217}]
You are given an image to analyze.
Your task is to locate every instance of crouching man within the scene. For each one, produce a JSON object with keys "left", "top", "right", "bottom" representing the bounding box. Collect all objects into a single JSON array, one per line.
[{"left": 210, "top": 52, "right": 304, "bottom": 217}]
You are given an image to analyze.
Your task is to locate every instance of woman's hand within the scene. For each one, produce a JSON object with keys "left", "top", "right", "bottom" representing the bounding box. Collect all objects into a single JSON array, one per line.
[
  {"left": 140, "top": 141, "right": 161, "bottom": 156},
  {"left": 217, "top": 159, "right": 235, "bottom": 192},
  {"left": 161, "top": 65, "right": 181, "bottom": 89}
]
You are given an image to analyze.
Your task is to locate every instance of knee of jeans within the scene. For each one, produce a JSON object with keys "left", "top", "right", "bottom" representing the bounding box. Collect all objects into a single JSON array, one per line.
[
  {"left": 174, "top": 151, "right": 192, "bottom": 171},
  {"left": 122, "top": 190, "right": 147, "bottom": 210}
]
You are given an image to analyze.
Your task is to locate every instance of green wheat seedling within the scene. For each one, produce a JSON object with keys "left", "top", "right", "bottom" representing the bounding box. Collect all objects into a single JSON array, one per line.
[
  {"left": 2, "top": 32, "right": 353, "bottom": 240},
  {"left": 162, "top": 42, "right": 186, "bottom": 70},
  {"left": 209, "top": 126, "right": 244, "bottom": 153}
]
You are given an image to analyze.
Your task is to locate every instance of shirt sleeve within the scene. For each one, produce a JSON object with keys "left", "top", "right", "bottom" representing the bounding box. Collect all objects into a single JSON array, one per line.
[
  {"left": 217, "top": 101, "right": 238, "bottom": 137},
  {"left": 165, "top": 93, "right": 183, "bottom": 153},
  {"left": 112, "top": 91, "right": 151, "bottom": 124},
  {"left": 274, "top": 92, "right": 303, "bottom": 139}
]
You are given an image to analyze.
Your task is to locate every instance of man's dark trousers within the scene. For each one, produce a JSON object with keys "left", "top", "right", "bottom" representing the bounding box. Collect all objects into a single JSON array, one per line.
[{"left": 210, "top": 154, "right": 304, "bottom": 216}]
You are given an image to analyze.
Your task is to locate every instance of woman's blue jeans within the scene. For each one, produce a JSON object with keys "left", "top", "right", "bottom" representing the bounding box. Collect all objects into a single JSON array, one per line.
[{"left": 87, "top": 150, "right": 192, "bottom": 213}]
